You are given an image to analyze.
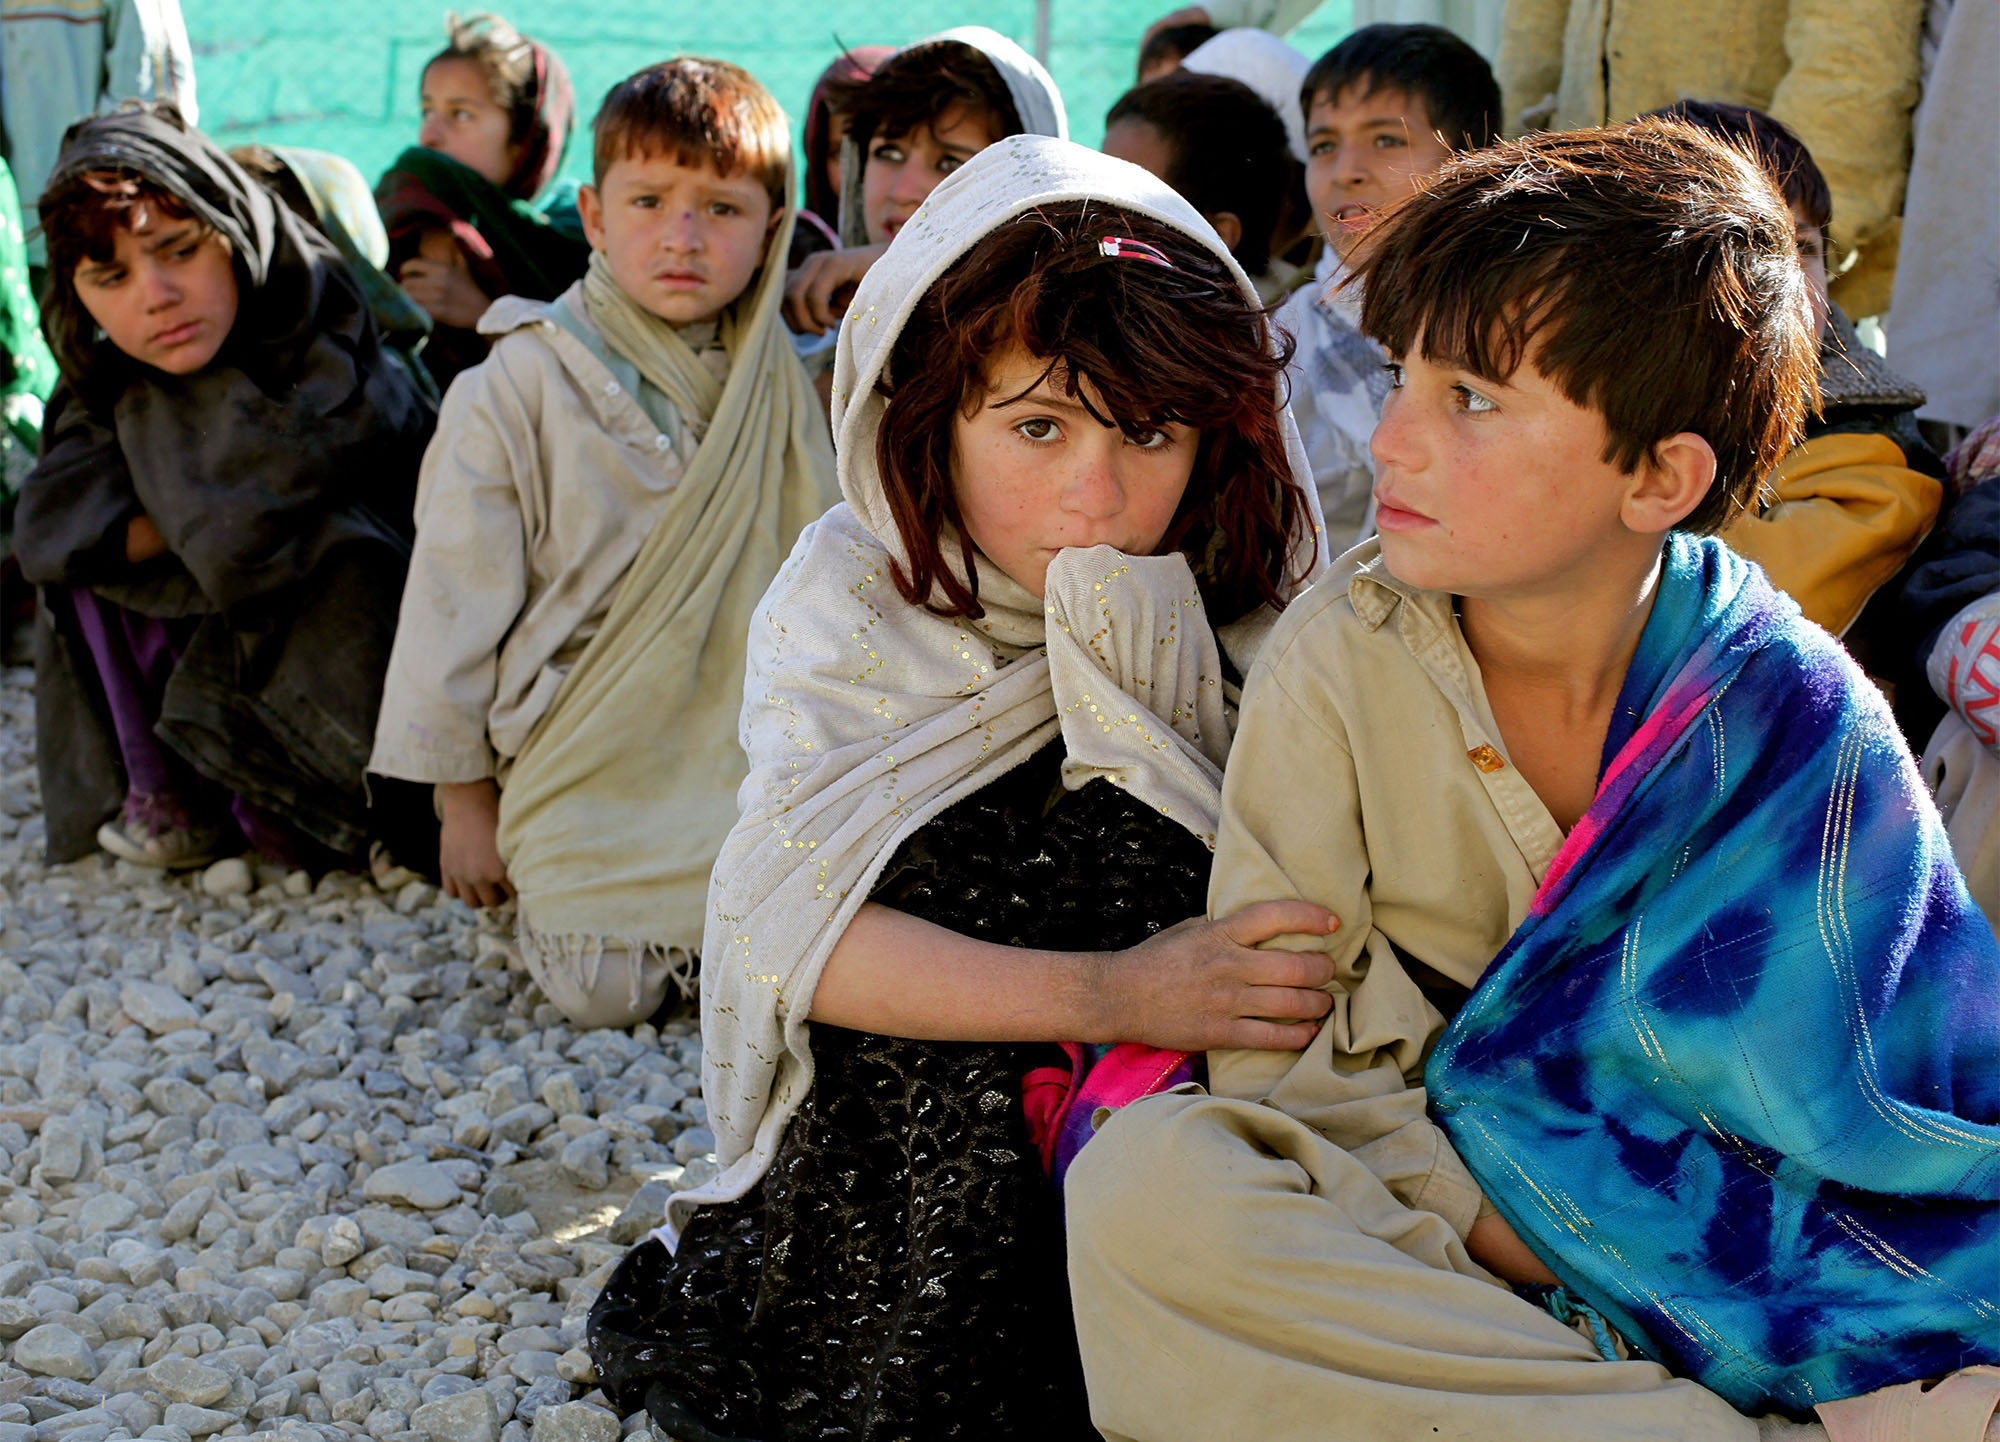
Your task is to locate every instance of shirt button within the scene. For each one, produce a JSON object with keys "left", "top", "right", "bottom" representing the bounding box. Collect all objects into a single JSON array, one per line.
[
  {"left": 654, "top": 435, "right": 671, "bottom": 451},
  {"left": 605, "top": 381, "right": 622, "bottom": 396}
]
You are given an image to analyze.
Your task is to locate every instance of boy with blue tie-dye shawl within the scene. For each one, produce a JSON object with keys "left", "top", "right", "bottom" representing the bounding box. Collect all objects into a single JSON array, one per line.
[{"left": 1065, "top": 121, "right": 1999, "bottom": 1442}]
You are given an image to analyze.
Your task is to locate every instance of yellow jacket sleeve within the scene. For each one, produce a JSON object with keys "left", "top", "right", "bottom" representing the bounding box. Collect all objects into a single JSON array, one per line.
[
  {"left": 1722, "top": 430, "right": 1942, "bottom": 637},
  {"left": 1496, "top": 0, "right": 1573, "bottom": 135},
  {"left": 1768, "top": 0, "right": 1926, "bottom": 257}
]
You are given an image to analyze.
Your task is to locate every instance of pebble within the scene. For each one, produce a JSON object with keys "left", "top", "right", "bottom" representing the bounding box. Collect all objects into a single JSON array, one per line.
[
  {"left": 363, "top": 1160, "right": 464, "bottom": 1210},
  {"left": 199, "top": 856, "right": 254, "bottom": 898},
  {"left": 0, "top": 664, "right": 705, "bottom": 1442},
  {"left": 12, "top": 1322, "right": 97, "bottom": 1379},
  {"left": 531, "top": 1403, "right": 620, "bottom": 1442}
]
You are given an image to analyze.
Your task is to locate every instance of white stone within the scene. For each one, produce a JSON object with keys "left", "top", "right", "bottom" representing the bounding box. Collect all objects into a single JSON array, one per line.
[
  {"left": 363, "top": 1160, "right": 463, "bottom": 1210},
  {"left": 78, "top": 1191, "right": 139, "bottom": 1237},
  {"left": 200, "top": 857, "right": 254, "bottom": 898},
  {"left": 12, "top": 1321, "right": 97, "bottom": 1379},
  {"left": 319, "top": 1215, "right": 364, "bottom": 1267},
  {"left": 150, "top": 1355, "right": 233, "bottom": 1407},
  {"left": 530, "top": 1402, "right": 619, "bottom": 1442},
  {"left": 119, "top": 980, "right": 201, "bottom": 1034},
  {"left": 414, "top": 1388, "right": 501, "bottom": 1442}
]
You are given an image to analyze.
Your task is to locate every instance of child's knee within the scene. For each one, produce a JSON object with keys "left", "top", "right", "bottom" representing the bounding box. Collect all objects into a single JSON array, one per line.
[
  {"left": 523, "top": 940, "right": 676, "bottom": 1031},
  {"left": 1068, "top": 1090, "right": 1258, "bottom": 1278}
]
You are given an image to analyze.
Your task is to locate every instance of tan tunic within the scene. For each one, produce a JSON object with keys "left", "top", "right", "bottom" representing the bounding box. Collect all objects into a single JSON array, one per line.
[{"left": 369, "top": 291, "right": 713, "bottom": 784}]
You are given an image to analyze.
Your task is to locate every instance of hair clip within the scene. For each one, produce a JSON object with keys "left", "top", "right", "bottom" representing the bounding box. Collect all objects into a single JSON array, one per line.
[{"left": 1097, "top": 236, "right": 1176, "bottom": 270}]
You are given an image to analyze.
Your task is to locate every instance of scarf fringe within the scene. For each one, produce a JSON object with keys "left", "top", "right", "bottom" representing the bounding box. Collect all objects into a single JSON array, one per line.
[{"left": 516, "top": 924, "right": 700, "bottom": 1017}]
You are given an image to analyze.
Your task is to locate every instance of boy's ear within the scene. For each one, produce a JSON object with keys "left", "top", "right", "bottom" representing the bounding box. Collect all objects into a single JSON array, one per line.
[
  {"left": 1622, "top": 431, "right": 1717, "bottom": 535},
  {"left": 1205, "top": 210, "right": 1243, "bottom": 256},
  {"left": 578, "top": 184, "right": 607, "bottom": 253}
]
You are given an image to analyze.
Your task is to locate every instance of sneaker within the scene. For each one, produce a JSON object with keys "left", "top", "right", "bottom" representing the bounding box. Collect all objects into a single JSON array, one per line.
[{"left": 97, "top": 794, "right": 230, "bottom": 871}]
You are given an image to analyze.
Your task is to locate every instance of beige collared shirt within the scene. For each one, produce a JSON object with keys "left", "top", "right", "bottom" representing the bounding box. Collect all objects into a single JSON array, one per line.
[{"left": 1206, "top": 540, "right": 1568, "bottom": 1239}]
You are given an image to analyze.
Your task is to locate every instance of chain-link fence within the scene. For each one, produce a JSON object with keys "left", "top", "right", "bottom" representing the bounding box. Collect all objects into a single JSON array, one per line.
[{"left": 190, "top": 0, "right": 1358, "bottom": 193}]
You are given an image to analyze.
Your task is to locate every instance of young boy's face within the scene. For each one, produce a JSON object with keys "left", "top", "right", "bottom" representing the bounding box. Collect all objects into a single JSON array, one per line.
[
  {"left": 580, "top": 149, "right": 776, "bottom": 326},
  {"left": 1306, "top": 80, "right": 1454, "bottom": 263},
  {"left": 1368, "top": 345, "right": 1668, "bottom": 598},
  {"left": 1791, "top": 205, "right": 1830, "bottom": 340},
  {"left": 862, "top": 104, "right": 1001, "bottom": 246}
]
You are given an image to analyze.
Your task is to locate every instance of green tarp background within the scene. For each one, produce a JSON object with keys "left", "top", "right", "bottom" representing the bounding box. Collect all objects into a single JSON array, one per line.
[{"left": 189, "top": 0, "right": 1356, "bottom": 196}]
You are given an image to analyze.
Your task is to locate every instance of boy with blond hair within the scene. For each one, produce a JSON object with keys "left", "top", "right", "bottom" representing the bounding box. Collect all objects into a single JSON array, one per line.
[
  {"left": 371, "top": 59, "right": 836, "bottom": 1027},
  {"left": 1067, "top": 120, "right": 1999, "bottom": 1442}
]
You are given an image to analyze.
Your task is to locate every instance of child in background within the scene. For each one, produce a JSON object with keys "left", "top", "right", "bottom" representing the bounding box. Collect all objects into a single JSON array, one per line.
[
  {"left": 1102, "top": 72, "right": 1294, "bottom": 301},
  {"left": 1066, "top": 120, "right": 1998, "bottom": 1442},
  {"left": 1280, "top": 22, "right": 1497, "bottom": 548},
  {"left": 1651, "top": 100, "right": 1943, "bottom": 641},
  {"left": 790, "top": 45, "right": 890, "bottom": 266},
  {"left": 589, "top": 133, "right": 1329, "bottom": 1442},
  {"left": 375, "top": 11, "right": 587, "bottom": 391},
  {"left": 782, "top": 26, "right": 1066, "bottom": 341},
  {"left": 1135, "top": 19, "right": 1218, "bottom": 80},
  {"left": 370, "top": 60, "right": 837, "bottom": 1029},
  {"left": 16, "top": 104, "right": 435, "bottom": 872}
]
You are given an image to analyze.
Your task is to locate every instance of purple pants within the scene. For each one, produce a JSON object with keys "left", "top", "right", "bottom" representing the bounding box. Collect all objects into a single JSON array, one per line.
[{"left": 65, "top": 588, "right": 303, "bottom": 864}]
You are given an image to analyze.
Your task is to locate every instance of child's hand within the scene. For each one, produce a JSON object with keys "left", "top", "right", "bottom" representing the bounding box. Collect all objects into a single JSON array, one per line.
[
  {"left": 124, "top": 514, "right": 168, "bottom": 563},
  {"left": 438, "top": 779, "right": 512, "bottom": 909},
  {"left": 1467, "top": 1211, "right": 1561, "bottom": 1286},
  {"left": 784, "top": 244, "right": 887, "bottom": 336},
  {"left": 400, "top": 230, "right": 492, "bottom": 329},
  {"left": 1094, "top": 899, "right": 1339, "bottom": 1051}
]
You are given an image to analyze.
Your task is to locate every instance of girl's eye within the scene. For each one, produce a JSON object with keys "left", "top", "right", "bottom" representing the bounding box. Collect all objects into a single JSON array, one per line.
[
  {"left": 1382, "top": 362, "right": 1405, "bottom": 388},
  {"left": 1127, "top": 428, "right": 1173, "bottom": 450},
  {"left": 1015, "top": 417, "right": 1061, "bottom": 443},
  {"left": 1453, "top": 383, "right": 1497, "bottom": 413},
  {"left": 170, "top": 242, "right": 200, "bottom": 261},
  {"left": 453, "top": 109, "right": 474, "bottom": 123},
  {"left": 1374, "top": 133, "right": 1406, "bottom": 149},
  {"left": 937, "top": 156, "right": 962, "bottom": 174},
  {"left": 872, "top": 142, "right": 904, "bottom": 163},
  {"left": 1308, "top": 139, "right": 1333, "bottom": 158},
  {"left": 710, "top": 201, "right": 738, "bottom": 217}
]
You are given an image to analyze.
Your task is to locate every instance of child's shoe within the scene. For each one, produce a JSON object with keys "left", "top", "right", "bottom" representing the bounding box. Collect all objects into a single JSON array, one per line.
[{"left": 96, "top": 793, "right": 230, "bottom": 871}]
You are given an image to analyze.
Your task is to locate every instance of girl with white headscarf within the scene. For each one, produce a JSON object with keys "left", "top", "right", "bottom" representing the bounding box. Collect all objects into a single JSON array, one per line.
[{"left": 588, "top": 135, "right": 1330, "bottom": 1439}]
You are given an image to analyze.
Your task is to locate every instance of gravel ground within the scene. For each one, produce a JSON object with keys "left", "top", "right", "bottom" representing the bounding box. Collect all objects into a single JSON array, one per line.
[{"left": 0, "top": 664, "right": 714, "bottom": 1442}]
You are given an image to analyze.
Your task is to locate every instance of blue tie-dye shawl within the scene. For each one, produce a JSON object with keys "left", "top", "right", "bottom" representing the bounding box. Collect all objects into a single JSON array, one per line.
[{"left": 1426, "top": 534, "right": 2000, "bottom": 1414}]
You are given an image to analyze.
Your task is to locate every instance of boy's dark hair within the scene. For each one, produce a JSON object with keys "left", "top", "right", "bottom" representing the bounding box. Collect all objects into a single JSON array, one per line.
[
  {"left": 592, "top": 57, "right": 789, "bottom": 211},
  {"left": 828, "top": 40, "right": 1022, "bottom": 151},
  {"left": 1137, "top": 22, "right": 1218, "bottom": 77},
  {"left": 426, "top": 12, "right": 543, "bottom": 147},
  {"left": 1105, "top": 73, "right": 1290, "bottom": 274},
  {"left": 1646, "top": 100, "right": 1831, "bottom": 231},
  {"left": 1301, "top": 23, "right": 1497, "bottom": 151},
  {"left": 1356, "top": 119, "right": 1818, "bottom": 534},
  {"left": 877, "top": 201, "right": 1315, "bottom": 623}
]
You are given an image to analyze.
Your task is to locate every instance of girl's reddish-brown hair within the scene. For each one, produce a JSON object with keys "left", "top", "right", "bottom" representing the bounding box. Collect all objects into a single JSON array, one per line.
[{"left": 874, "top": 200, "right": 1316, "bottom": 624}]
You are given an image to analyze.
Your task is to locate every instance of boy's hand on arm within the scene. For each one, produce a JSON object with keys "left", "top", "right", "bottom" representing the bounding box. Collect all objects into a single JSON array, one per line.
[
  {"left": 784, "top": 245, "right": 886, "bottom": 336},
  {"left": 1091, "top": 900, "right": 1338, "bottom": 1051},
  {"left": 437, "top": 779, "right": 512, "bottom": 909}
]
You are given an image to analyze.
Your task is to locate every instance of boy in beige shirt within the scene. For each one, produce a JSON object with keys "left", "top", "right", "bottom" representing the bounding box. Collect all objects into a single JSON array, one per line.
[{"left": 1066, "top": 121, "right": 2000, "bottom": 1442}]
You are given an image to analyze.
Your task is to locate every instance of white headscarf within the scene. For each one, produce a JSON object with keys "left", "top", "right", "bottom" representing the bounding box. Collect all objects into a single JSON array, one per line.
[
  {"left": 670, "top": 135, "right": 1325, "bottom": 1242},
  {"left": 836, "top": 25, "right": 1069, "bottom": 246},
  {"left": 1184, "top": 27, "right": 1311, "bottom": 163}
]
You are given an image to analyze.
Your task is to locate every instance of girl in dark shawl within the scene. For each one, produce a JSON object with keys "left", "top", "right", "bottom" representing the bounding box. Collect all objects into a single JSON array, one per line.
[
  {"left": 374, "top": 11, "right": 587, "bottom": 390},
  {"left": 13, "top": 103, "right": 436, "bottom": 871}
]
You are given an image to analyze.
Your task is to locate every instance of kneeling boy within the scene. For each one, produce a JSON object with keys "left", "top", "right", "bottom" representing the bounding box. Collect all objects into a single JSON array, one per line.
[
  {"left": 1067, "top": 121, "right": 1999, "bottom": 1442},
  {"left": 370, "top": 60, "right": 837, "bottom": 1027}
]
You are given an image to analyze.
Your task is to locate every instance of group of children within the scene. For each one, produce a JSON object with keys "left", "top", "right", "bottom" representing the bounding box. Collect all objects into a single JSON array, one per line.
[{"left": 7, "top": 8, "right": 1997, "bottom": 1442}]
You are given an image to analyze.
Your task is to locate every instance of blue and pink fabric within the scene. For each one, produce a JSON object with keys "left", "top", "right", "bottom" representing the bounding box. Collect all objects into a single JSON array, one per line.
[{"left": 1428, "top": 534, "right": 2000, "bottom": 1413}]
